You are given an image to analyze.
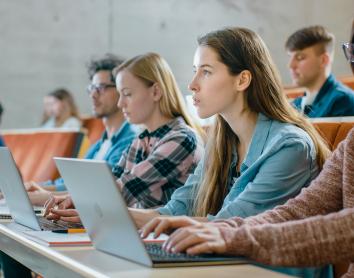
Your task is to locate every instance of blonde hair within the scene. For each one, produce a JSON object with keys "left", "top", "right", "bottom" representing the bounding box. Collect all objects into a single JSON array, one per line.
[
  {"left": 193, "top": 27, "right": 331, "bottom": 217},
  {"left": 113, "top": 52, "right": 204, "bottom": 137}
]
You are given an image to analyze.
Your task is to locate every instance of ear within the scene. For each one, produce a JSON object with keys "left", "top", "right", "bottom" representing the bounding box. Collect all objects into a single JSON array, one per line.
[
  {"left": 320, "top": 52, "right": 331, "bottom": 68},
  {"left": 151, "top": 83, "right": 163, "bottom": 101},
  {"left": 235, "top": 70, "right": 252, "bottom": 92}
]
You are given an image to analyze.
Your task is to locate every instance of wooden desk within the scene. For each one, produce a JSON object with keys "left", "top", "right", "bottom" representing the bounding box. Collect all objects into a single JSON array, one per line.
[{"left": 0, "top": 223, "right": 289, "bottom": 278}]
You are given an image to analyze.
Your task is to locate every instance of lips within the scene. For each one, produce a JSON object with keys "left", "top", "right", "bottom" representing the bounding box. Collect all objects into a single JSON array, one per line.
[{"left": 192, "top": 96, "right": 200, "bottom": 106}]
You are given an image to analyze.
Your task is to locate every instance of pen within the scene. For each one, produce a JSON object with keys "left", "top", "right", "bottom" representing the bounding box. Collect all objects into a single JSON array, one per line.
[{"left": 52, "top": 228, "right": 86, "bottom": 234}]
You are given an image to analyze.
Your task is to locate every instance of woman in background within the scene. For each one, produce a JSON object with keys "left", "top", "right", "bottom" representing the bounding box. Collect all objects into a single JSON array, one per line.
[{"left": 41, "top": 88, "right": 81, "bottom": 129}]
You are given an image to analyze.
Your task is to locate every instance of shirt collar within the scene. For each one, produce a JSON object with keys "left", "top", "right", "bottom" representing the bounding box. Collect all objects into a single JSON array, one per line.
[
  {"left": 308, "top": 74, "right": 335, "bottom": 106},
  {"left": 100, "top": 120, "right": 131, "bottom": 144},
  {"left": 242, "top": 113, "right": 271, "bottom": 169},
  {"left": 138, "top": 117, "right": 185, "bottom": 140}
]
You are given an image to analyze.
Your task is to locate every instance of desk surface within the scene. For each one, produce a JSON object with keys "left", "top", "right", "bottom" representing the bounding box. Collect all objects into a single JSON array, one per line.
[{"left": 0, "top": 222, "right": 290, "bottom": 278}]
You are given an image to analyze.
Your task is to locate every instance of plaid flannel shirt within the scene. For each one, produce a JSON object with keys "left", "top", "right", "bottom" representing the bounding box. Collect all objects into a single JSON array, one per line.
[{"left": 112, "top": 117, "right": 203, "bottom": 208}]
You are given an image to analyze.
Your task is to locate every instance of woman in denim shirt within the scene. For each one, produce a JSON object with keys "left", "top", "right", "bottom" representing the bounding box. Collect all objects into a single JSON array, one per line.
[{"left": 136, "top": 27, "right": 332, "bottom": 278}]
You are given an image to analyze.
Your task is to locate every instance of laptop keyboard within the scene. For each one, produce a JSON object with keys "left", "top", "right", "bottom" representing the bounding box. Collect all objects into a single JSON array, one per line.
[
  {"left": 38, "top": 217, "right": 83, "bottom": 231},
  {"left": 146, "top": 243, "right": 215, "bottom": 262}
]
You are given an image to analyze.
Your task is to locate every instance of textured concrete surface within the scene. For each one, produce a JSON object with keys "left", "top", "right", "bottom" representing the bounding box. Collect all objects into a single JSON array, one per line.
[{"left": 0, "top": 0, "right": 353, "bottom": 128}]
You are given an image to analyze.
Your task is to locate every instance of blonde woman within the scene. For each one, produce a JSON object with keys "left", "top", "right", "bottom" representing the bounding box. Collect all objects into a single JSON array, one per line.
[{"left": 45, "top": 53, "right": 203, "bottom": 213}]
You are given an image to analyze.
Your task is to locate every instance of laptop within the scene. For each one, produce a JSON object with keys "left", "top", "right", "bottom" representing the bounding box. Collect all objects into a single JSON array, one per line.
[
  {"left": 0, "top": 147, "right": 81, "bottom": 231},
  {"left": 55, "top": 157, "right": 247, "bottom": 267}
]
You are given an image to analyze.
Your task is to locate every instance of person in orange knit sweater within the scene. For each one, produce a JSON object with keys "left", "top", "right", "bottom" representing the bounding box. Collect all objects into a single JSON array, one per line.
[{"left": 141, "top": 21, "right": 354, "bottom": 277}]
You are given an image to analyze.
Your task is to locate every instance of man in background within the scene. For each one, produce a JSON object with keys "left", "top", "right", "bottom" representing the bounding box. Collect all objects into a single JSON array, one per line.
[
  {"left": 287, "top": 25, "right": 354, "bottom": 117},
  {"left": 27, "top": 54, "right": 136, "bottom": 204}
]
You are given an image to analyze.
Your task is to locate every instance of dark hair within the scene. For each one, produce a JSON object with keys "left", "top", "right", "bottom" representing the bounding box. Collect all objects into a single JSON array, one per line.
[
  {"left": 0, "top": 102, "right": 3, "bottom": 117},
  {"left": 285, "top": 25, "right": 334, "bottom": 54},
  {"left": 48, "top": 88, "right": 80, "bottom": 119},
  {"left": 352, "top": 20, "right": 354, "bottom": 43},
  {"left": 87, "top": 54, "right": 124, "bottom": 83},
  {"left": 351, "top": 19, "right": 354, "bottom": 73}
]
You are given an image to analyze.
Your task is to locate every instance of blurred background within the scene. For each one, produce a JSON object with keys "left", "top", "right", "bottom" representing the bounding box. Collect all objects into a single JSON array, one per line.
[{"left": 1, "top": 0, "right": 353, "bottom": 128}]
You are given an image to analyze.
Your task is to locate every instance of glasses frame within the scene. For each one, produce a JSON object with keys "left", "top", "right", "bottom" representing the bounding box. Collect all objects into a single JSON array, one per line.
[
  {"left": 86, "top": 83, "right": 116, "bottom": 95},
  {"left": 342, "top": 42, "right": 354, "bottom": 62}
]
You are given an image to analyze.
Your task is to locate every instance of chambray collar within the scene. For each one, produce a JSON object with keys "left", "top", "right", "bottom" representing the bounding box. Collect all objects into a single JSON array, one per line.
[
  {"left": 100, "top": 120, "right": 131, "bottom": 144},
  {"left": 240, "top": 113, "right": 271, "bottom": 169},
  {"left": 138, "top": 117, "right": 185, "bottom": 139}
]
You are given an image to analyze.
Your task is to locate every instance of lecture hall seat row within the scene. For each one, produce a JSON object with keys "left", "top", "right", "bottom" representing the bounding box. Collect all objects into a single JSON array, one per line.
[
  {"left": 2, "top": 128, "right": 85, "bottom": 182},
  {"left": 0, "top": 117, "right": 104, "bottom": 182}
]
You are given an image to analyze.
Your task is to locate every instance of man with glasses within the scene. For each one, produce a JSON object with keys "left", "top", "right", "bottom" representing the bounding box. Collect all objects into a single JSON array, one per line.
[
  {"left": 287, "top": 25, "right": 354, "bottom": 117},
  {"left": 26, "top": 54, "right": 136, "bottom": 202}
]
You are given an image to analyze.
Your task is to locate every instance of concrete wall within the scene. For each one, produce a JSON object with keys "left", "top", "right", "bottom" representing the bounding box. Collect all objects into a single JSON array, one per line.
[{"left": 1, "top": 0, "right": 353, "bottom": 128}]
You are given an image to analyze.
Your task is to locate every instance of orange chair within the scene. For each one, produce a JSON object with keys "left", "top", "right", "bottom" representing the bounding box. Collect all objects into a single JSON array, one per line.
[
  {"left": 312, "top": 120, "right": 354, "bottom": 151},
  {"left": 283, "top": 86, "right": 305, "bottom": 100},
  {"left": 3, "top": 130, "right": 84, "bottom": 182},
  {"left": 81, "top": 117, "right": 105, "bottom": 145},
  {"left": 312, "top": 122, "right": 341, "bottom": 150},
  {"left": 338, "top": 75, "right": 354, "bottom": 90}
]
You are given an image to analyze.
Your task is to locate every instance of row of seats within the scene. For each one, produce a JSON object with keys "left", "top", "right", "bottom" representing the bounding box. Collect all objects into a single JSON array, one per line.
[{"left": 1, "top": 117, "right": 105, "bottom": 182}]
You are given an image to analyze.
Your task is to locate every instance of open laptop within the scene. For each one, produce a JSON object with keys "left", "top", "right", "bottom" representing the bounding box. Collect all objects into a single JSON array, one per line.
[
  {"left": 0, "top": 147, "right": 81, "bottom": 231},
  {"left": 55, "top": 157, "right": 247, "bottom": 267}
]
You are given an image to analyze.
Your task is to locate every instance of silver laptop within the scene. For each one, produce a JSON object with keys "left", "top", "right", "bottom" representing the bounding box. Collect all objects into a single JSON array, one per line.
[
  {"left": 0, "top": 147, "right": 79, "bottom": 231},
  {"left": 55, "top": 157, "right": 247, "bottom": 267}
]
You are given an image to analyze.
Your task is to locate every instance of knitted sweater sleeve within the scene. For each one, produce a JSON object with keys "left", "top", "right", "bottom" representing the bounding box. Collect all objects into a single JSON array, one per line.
[{"left": 219, "top": 207, "right": 354, "bottom": 266}]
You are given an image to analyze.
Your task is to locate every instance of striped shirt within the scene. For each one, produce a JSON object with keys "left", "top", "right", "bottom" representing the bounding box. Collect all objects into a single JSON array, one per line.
[{"left": 112, "top": 117, "right": 203, "bottom": 208}]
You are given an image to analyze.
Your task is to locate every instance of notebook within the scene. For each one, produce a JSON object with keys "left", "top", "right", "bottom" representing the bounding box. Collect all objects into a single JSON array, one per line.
[
  {"left": 23, "top": 230, "right": 91, "bottom": 246},
  {"left": 0, "top": 147, "right": 81, "bottom": 231},
  {"left": 55, "top": 157, "right": 247, "bottom": 267},
  {"left": 22, "top": 231, "right": 167, "bottom": 247}
]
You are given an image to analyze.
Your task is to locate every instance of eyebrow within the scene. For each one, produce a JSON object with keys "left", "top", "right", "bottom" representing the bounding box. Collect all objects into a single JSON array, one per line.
[{"left": 193, "top": 64, "right": 214, "bottom": 69}]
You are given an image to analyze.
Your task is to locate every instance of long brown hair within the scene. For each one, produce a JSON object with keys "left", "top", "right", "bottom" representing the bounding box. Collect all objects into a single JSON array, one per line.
[
  {"left": 113, "top": 52, "right": 204, "bottom": 137},
  {"left": 193, "top": 27, "right": 331, "bottom": 217}
]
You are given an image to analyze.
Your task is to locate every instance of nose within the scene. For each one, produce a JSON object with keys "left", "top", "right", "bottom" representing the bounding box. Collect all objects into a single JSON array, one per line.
[
  {"left": 88, "top": 86, "right": 100, "bottom": 99},
  {"left": 117, "top": 95, "right": 124, "bottom": 108},
  {"left": 288, "top": 56, "right": 296, "bottom": 69},
  {"left": 188, "top": 74, "right": 199, "bottom": 93}
]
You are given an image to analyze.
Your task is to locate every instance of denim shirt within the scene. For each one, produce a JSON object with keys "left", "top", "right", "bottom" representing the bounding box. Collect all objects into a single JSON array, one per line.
[
  {"left": 47, "top": 121, "right": 136, "bottom": 191},
  {"left": 158, "top": 113, "right": 319, "bottom": 220}
]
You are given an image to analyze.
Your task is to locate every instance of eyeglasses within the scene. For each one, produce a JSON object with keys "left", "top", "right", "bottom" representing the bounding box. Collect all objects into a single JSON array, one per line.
[
  {"left": 342, "top": 42, "right": 354, "bottom": 62},
  {"left": 86, "top": 83, "right": 116, "bottom": 95}
]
